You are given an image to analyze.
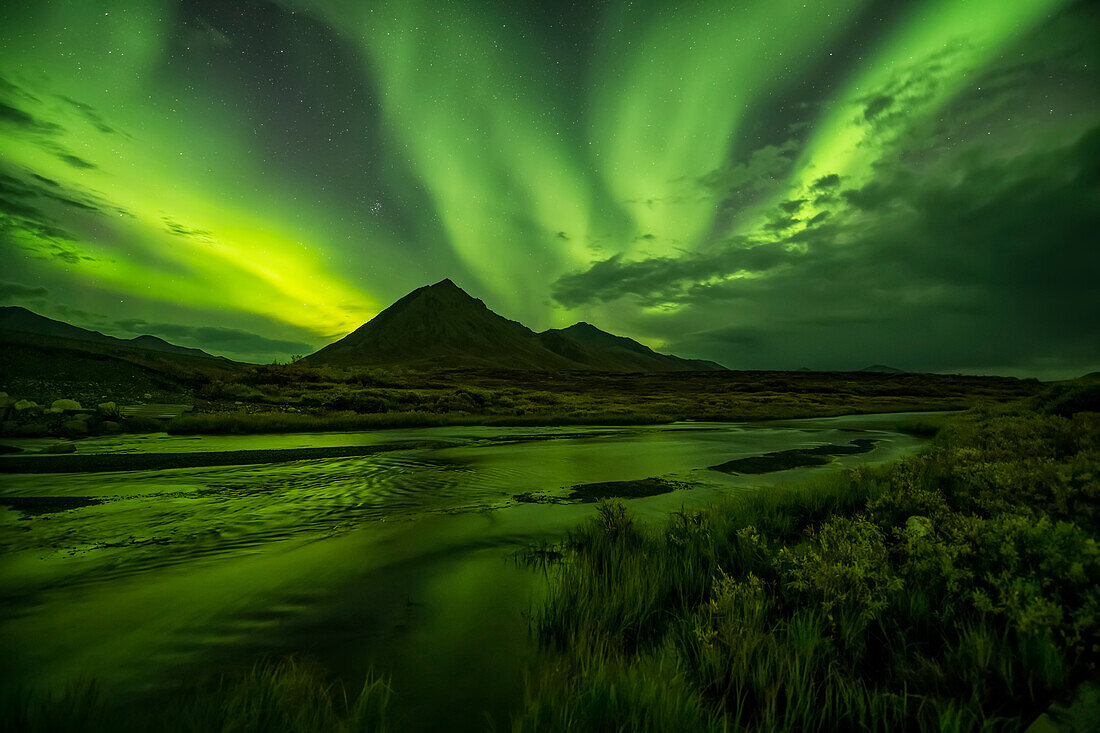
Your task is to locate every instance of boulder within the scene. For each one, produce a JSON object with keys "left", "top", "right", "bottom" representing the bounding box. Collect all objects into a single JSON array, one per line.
[
  {"left": 13, "top": 399, "right": 39, "bottom": 412},
  {"left": 52, "top": 399, "right": 82, "bottom": 412}
]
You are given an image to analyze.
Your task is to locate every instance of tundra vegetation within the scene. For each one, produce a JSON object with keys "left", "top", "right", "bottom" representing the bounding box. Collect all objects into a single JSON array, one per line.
[{"left": 513, "top": 387, "right": 1100, "bottom": 732}]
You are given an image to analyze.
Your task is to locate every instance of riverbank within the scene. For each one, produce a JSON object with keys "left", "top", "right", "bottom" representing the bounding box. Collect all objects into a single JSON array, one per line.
[
  {"left": 0, "top": 414, "right": 933, "bottom": 732},
  {"left": 2, "top": 366, "right": 1040, "bottom": 439},
  {"left": 514, "top": 403, "right": 1100, "bottom": 731}
]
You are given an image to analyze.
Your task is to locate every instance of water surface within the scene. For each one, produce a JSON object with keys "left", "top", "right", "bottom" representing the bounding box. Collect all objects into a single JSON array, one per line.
[{"left": 0, "top": 413, "right": 935, "bottom": 730}]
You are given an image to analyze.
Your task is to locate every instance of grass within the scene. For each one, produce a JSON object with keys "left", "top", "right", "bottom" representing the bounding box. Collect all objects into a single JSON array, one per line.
[
  {"left": 157, "top": 364, "right": 1038, "bottom": 435},
  {"left": 166, "top": 409, "right": 668, "bottom": 434},
  {"left": 4, "top": 658, "right": 390, "bottom": 733},
  {"left": 514, "top": 402, "right": 1100, "bottom": 731}
]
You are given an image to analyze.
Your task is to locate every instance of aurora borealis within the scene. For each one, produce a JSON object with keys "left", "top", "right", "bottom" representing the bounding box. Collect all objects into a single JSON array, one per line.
[{"left": 0, "top": 1, "right": 1096, "bottom": 375}]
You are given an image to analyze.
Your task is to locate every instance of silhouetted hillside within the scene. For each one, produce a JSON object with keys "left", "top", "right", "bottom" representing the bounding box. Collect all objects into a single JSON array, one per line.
[
  {"left": 538, "top": 322, "right": 724, "bottom": 371},
  {"left": 304, "top": 279, "right": 726, "bottom": 372},
  {"left": 0, "top": 306, "right": 220, "bottom": 360},
  {"left": 859, "top": 364, "right": 906, "bottom": 374}
]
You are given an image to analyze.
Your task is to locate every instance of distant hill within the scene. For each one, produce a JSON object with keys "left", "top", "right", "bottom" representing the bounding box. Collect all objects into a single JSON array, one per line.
[
  {"left": 859, "top": 364, "right": 906, "bottom": 374},
  {"left": 538, "top": 322, "right": 724, "bottom": 371},
  {"left": 0, "top": 306, "right": 220, "bottom": 360},
  {"left": 303, "top": 279, "right": 726, "bottom": 372}
]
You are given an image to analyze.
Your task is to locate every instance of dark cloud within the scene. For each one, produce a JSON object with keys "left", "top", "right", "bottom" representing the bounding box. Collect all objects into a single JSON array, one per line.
[
  {"left": 0, "top": 281, "right": 48, "bottom": 302},
  {"left": 58, "top": 95, "right": 117, "bottom": 134},
  {"left": 552, "top": 243, "right": 793, "bottom": 309},
  {"left": 699, "top": 140, "right": 799, "bottom": 205},
  {"left": 0, "top": 101, "right": 61, "bottom": 134},
  {"left": 764, "top": 215, "right": 799, "bottom": 231},
  {"left": 125, "top": 322, "right": 313, "bottom": 356},
  {"left": 53, "top": 304, "right": 106, "bottom": 324},
  {"left": 811, "top": 174, "right": 841, "bottom": 190},
  {"left": 555, "top": 125, "right": 1100, "bottom": 373},
  {"left": 113, "top": 318, "right": 148, "bottom": 331},
  {"left": 0, "top": 169, "right": 105, "bottom": 212},
  {"left": 0, "top": 195, "right": 46, "bottom": 219},
  {"left": 863, "top": 94, "right": 893, "bottom": 121},
  {"left": 56, "top": 153, "right": 97, "bottom": 170},
  {"left": 163, "top": 217, "right": 215, "bottom": 242}
]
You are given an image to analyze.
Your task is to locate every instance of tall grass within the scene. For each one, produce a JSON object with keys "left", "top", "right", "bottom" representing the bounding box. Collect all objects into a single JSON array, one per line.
[
  {"left": 4, "top": 658, "right": 390, "bottom": 733},
  {"left": 516, "top": 407, "right": 1100, "bottom": 731}
]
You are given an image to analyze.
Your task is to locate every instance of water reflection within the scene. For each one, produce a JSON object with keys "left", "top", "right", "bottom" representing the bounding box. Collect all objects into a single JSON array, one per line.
[{"left": 0, "top": 413, "right": 936, "bottom": 730}]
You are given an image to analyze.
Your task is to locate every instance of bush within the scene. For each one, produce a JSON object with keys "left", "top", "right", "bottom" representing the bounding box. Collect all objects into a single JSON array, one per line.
[{"left": 519, "top": 408, "right": 1100, "bottom": 731}]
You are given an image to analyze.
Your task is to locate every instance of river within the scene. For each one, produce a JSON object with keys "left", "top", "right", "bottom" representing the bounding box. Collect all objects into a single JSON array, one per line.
[{"left": 0, "top": 412, "right": 936, "bottom": 730}]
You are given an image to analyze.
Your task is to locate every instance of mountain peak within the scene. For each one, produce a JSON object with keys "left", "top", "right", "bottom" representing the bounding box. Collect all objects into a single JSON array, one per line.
[
  {"left": 304, "top": 280, "right": 726, "bottom": 371},
  {"left": 427, "top": 278, "right": 461, "bottom": 291}
]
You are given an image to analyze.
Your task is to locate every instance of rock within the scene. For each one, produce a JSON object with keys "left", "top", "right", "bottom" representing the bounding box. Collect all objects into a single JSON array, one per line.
[
  {"left": 42, "top": 442, "right": 77, "bottom": 454},
  {"left": 52, "top": 399, "right": 82, "bottom": 412},
  {"left": 13, "top": 399, "right": 39, "bottom": 412},
  {"left": 905, "top": 515, "right": 933, "bottom": 539}
]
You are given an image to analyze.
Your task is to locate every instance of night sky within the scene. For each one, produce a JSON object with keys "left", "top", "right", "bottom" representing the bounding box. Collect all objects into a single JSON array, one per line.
[{"left": 0, "top": 1, "right": 1096, "bottom": 376}]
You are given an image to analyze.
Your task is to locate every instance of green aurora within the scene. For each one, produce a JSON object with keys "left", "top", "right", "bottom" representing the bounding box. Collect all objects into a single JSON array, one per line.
[{"left": 0, "top": 0, "right": 1096, "bottom": 374}]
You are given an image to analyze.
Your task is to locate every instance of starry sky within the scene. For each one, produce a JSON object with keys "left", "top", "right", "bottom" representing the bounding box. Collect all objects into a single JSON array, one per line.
[{"left": 0, "top": 0, "right": 1096, "bottom": 376}]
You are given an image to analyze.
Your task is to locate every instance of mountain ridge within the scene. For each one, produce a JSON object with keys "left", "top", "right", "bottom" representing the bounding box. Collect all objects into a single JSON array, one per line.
[
  {"left": 304, "top": 279, "right": 725, "bottom": 372},
  {"left": 0, "top": 306, "right": 222, "bottom": 361}
]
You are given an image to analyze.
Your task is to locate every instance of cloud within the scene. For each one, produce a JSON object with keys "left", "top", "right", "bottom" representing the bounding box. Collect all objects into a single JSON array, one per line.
[
  {"left": 552, "top": 242, "right": 793, "bottom": 309},
  {"left": 554, "top": 124, "right": 1100, "bottom": 372},
  {"left": 810, "top": 174, "right": 841, "bottom": 190},
  {"left": 0, "top": 101, "right": 61, "bottom": 135},
  {"left": 53, "top": 304, "right": 106, "bottom": 324},
  {"left": 863, "top": 94, "right": 893, "bottom": 121},
  {"left": 113, "top": 318, "right": 148, "bottom": 331},
  {"left": 58, "top": 95, "right": 117, "bottom": 134},
  {"left": 117, "top": 321, "right": 313, "bottom": 356},
  {"left": 0, "top": 281, "right": 48, "bottom": 302},
  {"left": 163, "top": 217, "right": 215, "bottom": 242},
  {"left": 56, "top": 152, "right": 97, "bottom": 170}
]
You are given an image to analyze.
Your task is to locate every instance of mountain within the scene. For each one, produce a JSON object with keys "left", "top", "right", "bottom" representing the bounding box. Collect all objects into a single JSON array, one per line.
[
  {"left": 304, "top": 279, "right": 725, "bottom": 371},
  {"left": 0, "top": 306, "right": 220, "bottom": 360},
  {"left": 538, "top": 322, "right": 724, "bottom": 371},
  {"left": 859, "top": 364, "right": 906, "bottom": 374}
]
